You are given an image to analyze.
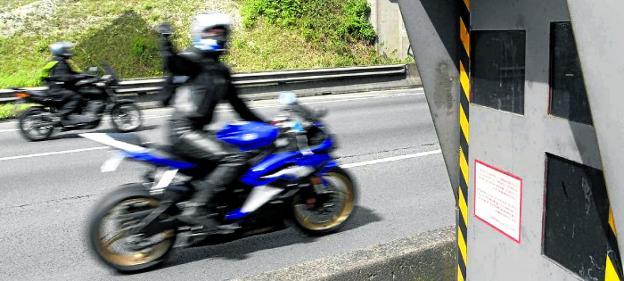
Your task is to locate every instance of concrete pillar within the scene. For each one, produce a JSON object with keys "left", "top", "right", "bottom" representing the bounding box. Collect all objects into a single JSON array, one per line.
[{"left": 368, "top": 0, "right": 411, "bottom": 59}]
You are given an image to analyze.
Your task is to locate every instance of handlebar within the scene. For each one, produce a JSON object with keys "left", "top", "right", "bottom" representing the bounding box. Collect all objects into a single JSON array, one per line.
[
  {"left": 272, "top": 102, "right": 331, "bottom": 154},
  {"left": 73, "top": 65, "right": 118, "bottom": 87},
  {"left": 288, "top": 102, "right": 327, "bottom": 122}
]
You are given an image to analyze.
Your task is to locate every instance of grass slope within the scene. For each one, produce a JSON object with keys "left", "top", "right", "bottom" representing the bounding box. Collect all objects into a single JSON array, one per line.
[{"left": 0, "top": 0, "right": 406, "bottom": 89}]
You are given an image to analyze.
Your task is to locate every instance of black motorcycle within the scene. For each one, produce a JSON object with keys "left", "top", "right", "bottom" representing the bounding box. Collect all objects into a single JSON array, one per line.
[{"left": 14, "top": 65, "right": 143, "bottom": 141}]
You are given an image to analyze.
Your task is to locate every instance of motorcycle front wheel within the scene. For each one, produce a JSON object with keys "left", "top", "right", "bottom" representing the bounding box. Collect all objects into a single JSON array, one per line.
[
  {"left": 110, "top": 102, "right": 142, "bottom": 132},
  {"left": 87, "top": 184, "right": 176, "bottom": 273},
  {"left": 292, "top": 167, "right": 357, "bottom": 236},
  {"left": 18, "top": 107, "right": 55, "bottom": 141}
]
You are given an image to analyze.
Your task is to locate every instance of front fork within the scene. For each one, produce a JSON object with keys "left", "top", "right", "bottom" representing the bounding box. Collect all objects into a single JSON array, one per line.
[{"left": 304, "top": 161, "right": 337, "bottom": 196}]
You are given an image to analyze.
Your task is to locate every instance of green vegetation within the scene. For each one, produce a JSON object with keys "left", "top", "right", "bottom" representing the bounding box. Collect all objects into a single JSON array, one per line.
[
  {"left": 5, "top": 0, "right": 38, "bottom": 9},
  {"left": 0, "top": 0, "right": 213, "bottom": 88},
  {"left": 0, "top": 103, "right": 31, "bottom": 120},
  {"left": 340, "top": 0, "right": 377, "bottom": 42},
  {"left": 228, "top": 20, "right": 390, "bottom": 71},
  {"left": 240, "top": 0, "right": 376, "bottom": 41},
  {"left": 234, "top": 0, "right": 390, "bottom": 71},
  {"left": 240, "top": 0, "right": 376, "bottom": 43},
  {"left": 0, "top": 0, "right": 403, "bottom": 88}
]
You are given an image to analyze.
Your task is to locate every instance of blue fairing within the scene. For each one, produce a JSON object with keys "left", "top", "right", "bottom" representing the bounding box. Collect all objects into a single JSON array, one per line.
[
  {"left": 320, "top": 160, "right": 338, "bottom": 173},
  {"left": 313, "top": 137, "right": 334, "bottom": 152},
  {"left": 217, "top": 122, "right": 279, "bottom": 151},
  {"left": 241, "top": 138, "right": 335, "bottom": 186},
  {"left": 122, "top": 151, "right": 196, "bottom": 170}
]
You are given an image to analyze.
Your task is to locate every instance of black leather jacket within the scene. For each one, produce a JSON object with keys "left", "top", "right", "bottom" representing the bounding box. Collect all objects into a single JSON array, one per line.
[{"left": 160, "top": 38, "right": 264, "bottom": 161}]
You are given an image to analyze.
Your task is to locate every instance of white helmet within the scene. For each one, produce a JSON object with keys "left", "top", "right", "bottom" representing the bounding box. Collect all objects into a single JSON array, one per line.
[{"left": 190, "top": 12, "right": 232, "bottom": 53}]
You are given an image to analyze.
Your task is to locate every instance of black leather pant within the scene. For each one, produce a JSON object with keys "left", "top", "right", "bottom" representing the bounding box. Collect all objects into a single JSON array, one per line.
[
  {"left": 172, "top": 131, "right": 246, "bottom": 206},
  {"left": 192, "top": 161, "right": 245, "bottom": 207},
  {"left": 160, "top": 75, "right": 176, "bottom": 107},
  {"left": 55, "top": 90, "right": 81, "bottom": 117}
]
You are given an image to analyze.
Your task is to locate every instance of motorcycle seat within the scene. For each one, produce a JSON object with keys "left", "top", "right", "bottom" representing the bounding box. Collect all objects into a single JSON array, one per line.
[
  {"left": 27, "top": 90, "right": 47, "bottom": 96},
  {"left": 93, "top": 133, "right": 188, "bottom": 163},
  {"left": 149, "top": 144, "right": 197, "bottom": 163},
  {"left": 28, "top": 90, "right": 65, "bottom": 102}
]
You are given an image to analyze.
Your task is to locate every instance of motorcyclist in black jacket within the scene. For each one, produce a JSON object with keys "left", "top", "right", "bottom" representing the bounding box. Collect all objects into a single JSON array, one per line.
[
  {"left": 41, "top": 42, "right": 95, "bottom": 125},
  {"left": 157, "top": 13, "right": 266, "bottom": 231}
]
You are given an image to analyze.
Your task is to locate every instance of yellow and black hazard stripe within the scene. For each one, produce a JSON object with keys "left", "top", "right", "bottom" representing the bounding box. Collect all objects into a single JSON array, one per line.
[
  {"left": 457, "top": 0, "right": 470, "bottom": 280},
  {"left": 605, "top": 207, "right": 623, "bottom": 281}
]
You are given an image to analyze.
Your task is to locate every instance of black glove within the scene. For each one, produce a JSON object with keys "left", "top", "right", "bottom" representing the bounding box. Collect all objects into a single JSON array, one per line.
[
  {"left": 157, "top": 24, "right": 174, "bottom": 53},
  {"left": 157, "top": 23, "right": 173, "bottom": 37}
]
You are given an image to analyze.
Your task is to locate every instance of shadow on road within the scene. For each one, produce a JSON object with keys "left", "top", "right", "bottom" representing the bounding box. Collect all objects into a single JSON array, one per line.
[{"left": 156, "top": 206, "right": 382, "bottom": 268}]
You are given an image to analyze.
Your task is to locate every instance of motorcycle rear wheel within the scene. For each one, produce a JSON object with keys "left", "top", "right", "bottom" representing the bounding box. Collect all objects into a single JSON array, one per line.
[
  {"left": 18, "top": 108, "right": 55, "bottom": 141},
  {"left": 87, "top": 184, "right": 176, "bottom": 273}
]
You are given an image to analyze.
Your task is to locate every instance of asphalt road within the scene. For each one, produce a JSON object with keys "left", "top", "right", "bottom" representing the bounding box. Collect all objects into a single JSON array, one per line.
[{"left": 0, "top": 88, "right": 454, "bottom": 281}]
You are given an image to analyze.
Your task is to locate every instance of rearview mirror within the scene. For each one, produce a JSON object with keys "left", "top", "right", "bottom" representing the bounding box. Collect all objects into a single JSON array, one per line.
[
  {"left": 88, "top": 67, "right": 98, "bottom": 75},
  {"left": 278, "top": 92, "right": 297, "bottom": 105}
]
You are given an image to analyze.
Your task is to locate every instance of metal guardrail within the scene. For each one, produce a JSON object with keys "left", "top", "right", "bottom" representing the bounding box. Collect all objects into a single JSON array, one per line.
[{"left": 0, "top": 64, "right": 407, "bottom": 103}]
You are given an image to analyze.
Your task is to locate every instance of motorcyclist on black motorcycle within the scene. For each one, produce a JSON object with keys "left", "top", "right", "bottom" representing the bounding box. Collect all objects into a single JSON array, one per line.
[
  {"left": 157, "top": 13, "right": 266, "bottom": 232},
  {"left": 40, "top": 42, "right": 96, "bottom": 125}
]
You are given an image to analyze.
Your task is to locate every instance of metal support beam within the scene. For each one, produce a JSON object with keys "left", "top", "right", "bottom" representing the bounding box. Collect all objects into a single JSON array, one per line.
[
  {"left": 397, "top": 0, "right": 460, "bottom": 197},
  {"left": 567, "top": 0, "right": 624, "bottom": 274}
]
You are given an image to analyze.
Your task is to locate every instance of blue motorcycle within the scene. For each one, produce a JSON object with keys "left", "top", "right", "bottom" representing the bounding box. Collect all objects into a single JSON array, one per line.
[{"left": 81, "top": 92, "right": 357, "bottom": 273}]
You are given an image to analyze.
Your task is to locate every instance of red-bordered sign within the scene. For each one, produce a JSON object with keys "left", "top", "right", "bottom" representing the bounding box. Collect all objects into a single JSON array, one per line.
[{"left": 474, "top": 160, "right": 523, "bottom": 243}]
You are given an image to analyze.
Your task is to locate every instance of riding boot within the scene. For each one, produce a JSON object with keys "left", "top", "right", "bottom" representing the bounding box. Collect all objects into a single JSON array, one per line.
[
  {"left": 178, "top": 184, "right": 218, "bottom": 229},
  {"left": 60, "top": 115, "right": 84, "bottom": 127},
  {"left": 179, "top": 162, "right": 244, "bottom": 233},
  {"left": 56, "top": 93, "right": 81, "bottom": 125}
]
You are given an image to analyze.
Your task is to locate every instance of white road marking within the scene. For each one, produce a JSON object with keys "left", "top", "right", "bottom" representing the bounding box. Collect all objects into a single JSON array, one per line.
[
  {"left": 342, "top": 149, "right": 442, "bottom": 168},
  {"left": 0, "top": 144, "right": 440, "bottom": 167},
  {"left": 0, "top": 146, "right": 107, "bottom": 162}
]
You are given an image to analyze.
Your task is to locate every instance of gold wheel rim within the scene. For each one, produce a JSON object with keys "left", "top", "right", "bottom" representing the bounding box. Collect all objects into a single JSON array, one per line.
[
  {"left": 294, "top": 172, "right": 355, "bottom": 231},
  {"left": 96, "top": 198, "right": 175, "bottom": 267}
]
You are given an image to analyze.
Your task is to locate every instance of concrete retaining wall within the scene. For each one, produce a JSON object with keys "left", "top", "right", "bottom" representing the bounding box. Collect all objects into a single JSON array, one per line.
[{"left": 230, "top": 226, "right": 455, "bottom": 281}]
